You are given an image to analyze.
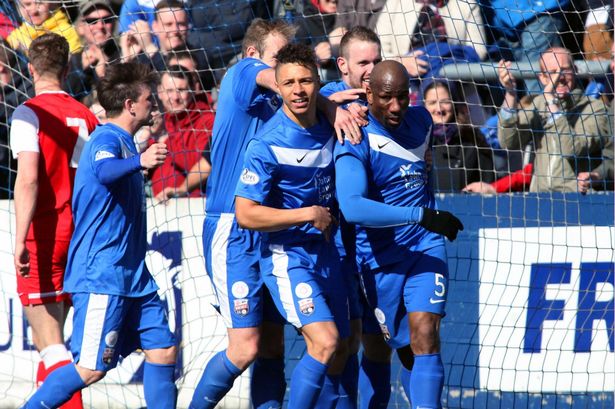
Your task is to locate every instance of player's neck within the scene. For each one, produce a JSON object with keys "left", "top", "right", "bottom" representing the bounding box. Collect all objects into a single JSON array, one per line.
[
  {"left": 34, "top": 78, "right": 62, "bottom": 95},
  {"left": 107, "top": 113, "right": 139, "bottom": 136},
  {"left": 282, "top": 106, "right": 318, "bottom": 129}
]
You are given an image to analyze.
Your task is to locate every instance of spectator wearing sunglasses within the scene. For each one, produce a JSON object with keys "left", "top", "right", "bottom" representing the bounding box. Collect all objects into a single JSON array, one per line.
[{"left": 66, "top": 0, "right": 121, "bottom": 101}]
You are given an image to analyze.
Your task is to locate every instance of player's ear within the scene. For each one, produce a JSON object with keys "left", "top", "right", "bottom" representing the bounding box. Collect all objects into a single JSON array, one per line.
[
  {"left": 245, "top": 45, "right": 259, "bottom": 59},
  {"left": 337, "top": 56, "right": 347, "bottom": 75},
  {"left": 124, "top": 98, "right": 135, "bottom": 115},
  {"left": 366, "top": 85, "right": 373, "bottom": 104}
]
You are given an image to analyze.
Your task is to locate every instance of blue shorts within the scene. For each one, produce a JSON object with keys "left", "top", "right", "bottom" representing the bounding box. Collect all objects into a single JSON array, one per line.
[
  {"left": 341, "top": 256, "right": 363, "bottom": 321},
  {"left": 204, "top": 213, "right": 269, "bottom": 328},
  {"left": 71, "top": 291, "right": 175, "bottom": 371},
  {"left": 261, "top": 241, "right": 350, "bottom": 339},
  {"left": 362, "top": 245, "right": 448, "bottom": 349}
]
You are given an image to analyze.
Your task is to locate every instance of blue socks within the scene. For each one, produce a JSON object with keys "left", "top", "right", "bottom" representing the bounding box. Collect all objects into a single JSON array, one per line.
[
  {"left": 23, "top": 363, "right": 86, "bottom": 409},
  {"left": 189, "top": 350, "right": 242, "bottom": 409},
  {"left": 358, "top": 355, "right": 391, "bottom": 409},
  {"left": 400, "top": 366, "right": 412, "bottom": 402},
  {"left": 337, "top": 353, "right": 358, "bottom": 409},
  {"left": 315, "top": 374, "right": 340, "bottom": 409},
  {"left": 288, "top": 353, "right": 328, "bottom": 409},
  {"left": 144, "top": 362, "right": 177, "bottom": 409},
  {"left": 409, "top": 354, "right": 444, "bottom": 409},
  {"left": 251, "top": 357, "right": 286, "bottom": 409}
]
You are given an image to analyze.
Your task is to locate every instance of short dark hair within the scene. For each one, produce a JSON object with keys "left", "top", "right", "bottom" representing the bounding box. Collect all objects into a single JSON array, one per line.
[
  {"left": 161, "top": 64, "right": 196, "bottom": 90},
  {"left": 28, "top": 33, "right": 69, "bottom": 78},
  {"left": 97, "top": 62, "right": 159, "bottom": 118},
  {"left": 339, "top": 26, "right": 381, "bottom": 59},
  {"left": 275, "top": 43, "right": 318, "bottom": 75},
  {"left": 165, "top": 48, "right": 198, "bottom": 67},
  {"left": 241, "top": 18, "right": 296, "bottom": 57},
  {"left": 155, "top": 0, "right": 184, "bottom": 12}
]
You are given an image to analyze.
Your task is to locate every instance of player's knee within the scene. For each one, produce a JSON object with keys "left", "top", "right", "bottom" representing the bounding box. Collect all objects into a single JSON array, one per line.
[
  {"left": 311, "top": 332, "right": 339, "bottom": 363},
  {"left": 145, "top": 346, "right": 177, "bottom": 365},
  {"left": 228, "top": 338, "right": 259, "bottom": 369},
  {"left": 410, "top": 325, "right": 439, "bottom": 354}
]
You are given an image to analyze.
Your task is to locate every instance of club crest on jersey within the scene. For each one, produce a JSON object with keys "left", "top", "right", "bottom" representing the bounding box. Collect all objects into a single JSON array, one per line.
[
  {"left": 299, "top": 298, "right": 315, "bottom": 316},
  {"left": 240, "top": 168, "right": 260, "bottom": 185},
  {"left": 234, "top": 298, "right": 249, "bottom": 316},
  {"left": 399, "top": 162, "right": 426, "bottom": 189}
]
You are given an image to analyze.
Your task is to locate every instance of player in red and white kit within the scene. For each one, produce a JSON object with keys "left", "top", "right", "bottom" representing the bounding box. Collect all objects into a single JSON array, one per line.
[{"left": 10, "top": 33, "right": 98, "bottom": 409}]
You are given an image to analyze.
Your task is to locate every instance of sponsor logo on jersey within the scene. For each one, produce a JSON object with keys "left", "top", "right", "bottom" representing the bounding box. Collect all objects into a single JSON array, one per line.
[
  {"left": 94, "top": 150, "right": 115, "bottom": 161},
  {"left": 399, "top": 162, "right": 426, "bottom": 189},
  {"left": 240, "top": 168, "right": 260, "bottom": 185}
]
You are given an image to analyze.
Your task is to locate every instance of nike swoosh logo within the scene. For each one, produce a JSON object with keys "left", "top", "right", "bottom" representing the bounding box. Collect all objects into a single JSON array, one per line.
[
  {"left": 429, "top": 298, "right": 445, "bottom": 304},
  {"left": 377, "top": 142, "right": 390, "bottom": 149},
  {"left": 296, "top": 153, "right": 308, "bottom": 163}
]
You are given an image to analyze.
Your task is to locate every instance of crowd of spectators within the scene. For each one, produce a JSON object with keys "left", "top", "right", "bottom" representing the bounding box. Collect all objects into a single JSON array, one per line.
[{"left": 0, "top": 0, "right": 612, "bottom": 199}]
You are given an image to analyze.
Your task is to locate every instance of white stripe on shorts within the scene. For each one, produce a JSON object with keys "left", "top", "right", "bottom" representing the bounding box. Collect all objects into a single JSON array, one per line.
[
  {"left": 270, "top": 244, "right": 301, "bottom": 328},
  {"left": 211, "top": 213, "right": 235, "bottom": 327},
  {"left": 79, "top": 294, "right": 108, "bottom": 370}
]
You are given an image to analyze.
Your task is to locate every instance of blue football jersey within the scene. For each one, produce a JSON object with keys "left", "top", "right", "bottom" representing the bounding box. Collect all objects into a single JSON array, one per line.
[
  {"left": 334, "top": 108, "right": 444, "bottom": 269},
  {"left": 65, "top": 123, "right": 158, "bottom": 297},
  {"left": 235, "top": 109, "right": 337, "bottom": 245},
  {"left": 205, "top": 57, "right": 281, "bottom": 215}
]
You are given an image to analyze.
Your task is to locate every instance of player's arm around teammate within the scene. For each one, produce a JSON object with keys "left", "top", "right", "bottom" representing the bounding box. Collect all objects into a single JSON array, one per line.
[{"left": 236, "top": 44, "right": 351, "bottom": 409}]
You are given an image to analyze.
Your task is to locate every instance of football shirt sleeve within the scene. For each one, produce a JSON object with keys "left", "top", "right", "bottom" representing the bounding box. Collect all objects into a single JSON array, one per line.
[
  {"left": 232, "top": 58, "right": 271, "bottom": 111},
  {"left": 335, "top": 151, "right": 424, "bottom": 228},
  {"left": 10, "top": 104, "right": 40, "bottom": 157},
  {"left": 91, "top": 135, "right": 142, "bottom": 185},
  {"left": 235, "top": 140, "right": 277, "bottom": 204}
]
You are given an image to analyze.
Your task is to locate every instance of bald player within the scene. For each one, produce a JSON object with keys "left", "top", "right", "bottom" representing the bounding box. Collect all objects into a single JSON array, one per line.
[{"left": 334, "top": 60, "right": 463, "bottom": 409}]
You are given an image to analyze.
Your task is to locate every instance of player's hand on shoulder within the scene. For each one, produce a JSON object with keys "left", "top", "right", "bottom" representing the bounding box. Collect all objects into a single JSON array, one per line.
[
  {"left": 419, "top": 208, "right": 464, "bottom": 241},
  {"left": 14, "top": 242, "right": 30, "bottom": 278},
  {"left": 334, "top": 107, "right": 365, "bottom": 146},
  {"left": 347, "top": 103, "right": 368, "bottom": 122},
  {"left": 141, "top": 142, "right": 168, "bottom": 169}
]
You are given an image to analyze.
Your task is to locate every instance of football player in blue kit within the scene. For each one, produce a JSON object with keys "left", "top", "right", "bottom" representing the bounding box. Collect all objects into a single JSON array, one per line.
[
  {"left": 334, "top": 60, "right": 464, "bottom": 409},
  {"left": 321, "top": 26, "right": 393, "bottom": 409},
  {"left": 235, "top": 43, "right": 350, "bottom": 409},
  {"left": 22, "top": 62, "right": 177, "bottom": 409},
  {"left": 190, "top": 18, "right": 363, "bottom": 409},
  {"left": 189, "top": 19, "right": 296, "bottom": 409}
]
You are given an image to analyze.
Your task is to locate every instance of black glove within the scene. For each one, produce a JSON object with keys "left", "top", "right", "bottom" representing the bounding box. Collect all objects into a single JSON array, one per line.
[{"left": 419, "top": 208, "right": 464, "bottom": 241}]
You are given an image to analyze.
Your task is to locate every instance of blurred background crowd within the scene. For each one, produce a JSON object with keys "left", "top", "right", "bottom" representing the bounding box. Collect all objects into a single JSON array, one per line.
[{"left": 0, "top": 0, "right": 612, "bottom": 199}]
